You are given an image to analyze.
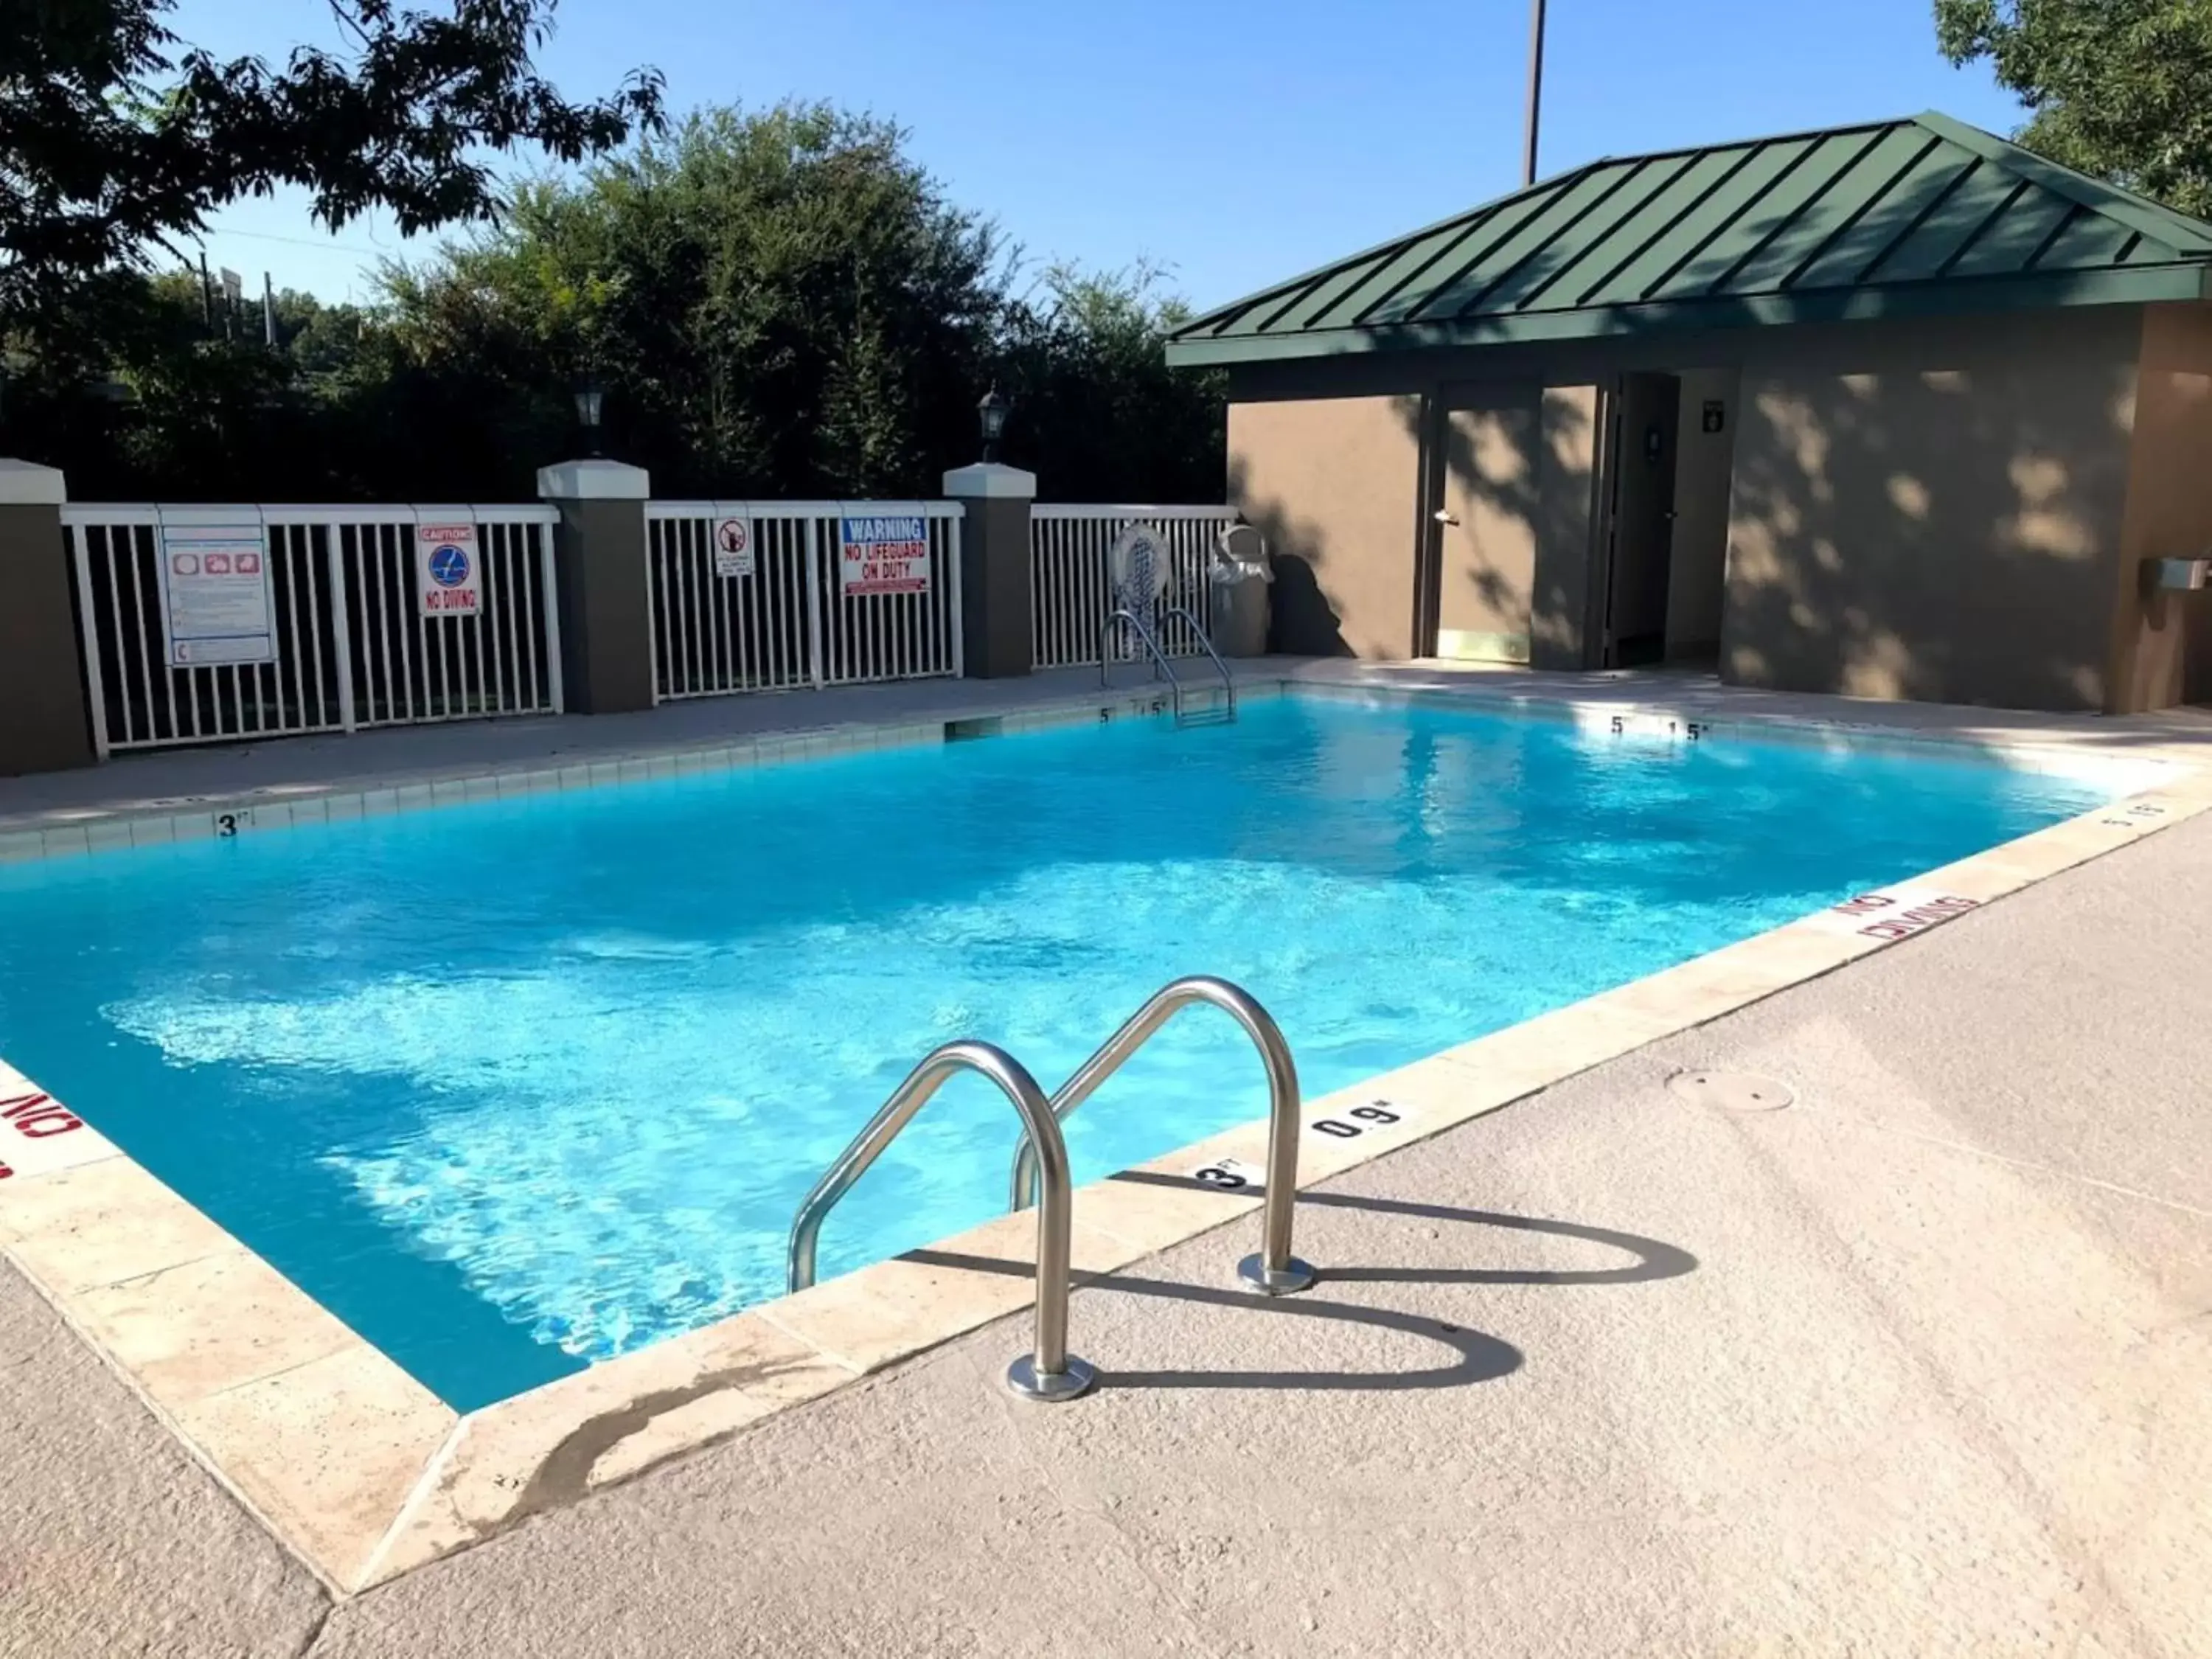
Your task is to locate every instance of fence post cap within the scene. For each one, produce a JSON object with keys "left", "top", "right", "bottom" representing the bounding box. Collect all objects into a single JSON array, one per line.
[
  {"left": 0, "top": 459, "right": 66, "bottom": 506},
  {"left": 537, "top": 459, "right": 650, "bottom": 501},
  {"left": 942, "top": 462, "right": 1036, "bottom": 501}
]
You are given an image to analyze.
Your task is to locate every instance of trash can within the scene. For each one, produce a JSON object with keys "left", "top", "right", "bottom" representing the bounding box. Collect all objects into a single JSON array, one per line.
[{"left": 1207, "top": 522, "right": 1272, "bottom": 657}]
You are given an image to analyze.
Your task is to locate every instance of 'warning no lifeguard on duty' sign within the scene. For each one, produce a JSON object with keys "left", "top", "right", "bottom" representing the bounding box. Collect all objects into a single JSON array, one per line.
[{"left": 838, "top": 514, "right": 931, "bottom": 597}]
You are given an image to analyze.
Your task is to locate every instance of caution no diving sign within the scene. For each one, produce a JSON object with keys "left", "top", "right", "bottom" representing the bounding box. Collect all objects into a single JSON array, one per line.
[{"left": 416, "top": 523, "right": 481, "bottom": 617}]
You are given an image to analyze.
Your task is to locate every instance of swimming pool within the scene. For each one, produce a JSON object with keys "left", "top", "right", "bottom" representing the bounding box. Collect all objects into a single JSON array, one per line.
[{"left": 0, "top": 694, "right": 2113, "bottom": 1408}]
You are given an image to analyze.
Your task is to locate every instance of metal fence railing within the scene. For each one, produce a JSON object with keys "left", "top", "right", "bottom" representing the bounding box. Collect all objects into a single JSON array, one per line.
[
  {"left": 644, "top": 501, "right": 964, "bottom": 700},
  {"left": 1029, "top": 505, "right": 1238, "bottom": 670},
  {"left": 63, "top": 504, "right": 562, "bottom": 756}
]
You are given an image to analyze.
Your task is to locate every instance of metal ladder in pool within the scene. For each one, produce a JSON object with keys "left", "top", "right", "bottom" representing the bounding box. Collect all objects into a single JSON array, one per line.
[
  {"left": 785, "top": 975, "right": 1314, "bottom": 1404},
  {"left": 1099, "top": 606, "right": 1236, "bottom": 727}
]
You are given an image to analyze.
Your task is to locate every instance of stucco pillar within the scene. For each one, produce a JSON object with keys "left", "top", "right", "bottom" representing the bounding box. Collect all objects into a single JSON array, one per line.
[
  {"left": 538, "top": 459, "right": 654, "bottom": 714},
  {"left": 0, "top": 460, "right": 97, "bottom": 775},
  {"left": 943, "top": 462, "right": 1035, "bottom": 678}
]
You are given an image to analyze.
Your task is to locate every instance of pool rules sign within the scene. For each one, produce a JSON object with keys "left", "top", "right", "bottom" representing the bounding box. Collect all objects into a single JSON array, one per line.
[
  {"left": 156, "top": 521, "right": 276, "bottom": 666},
  {"left": 838, "top": 513, "right": 931, "bottom": 596},
  {"left": 416, "top": 522, "right": 482, "bottom": 617}
]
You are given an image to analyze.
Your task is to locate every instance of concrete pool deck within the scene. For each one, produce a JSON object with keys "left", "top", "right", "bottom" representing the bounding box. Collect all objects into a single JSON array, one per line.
[
  {"left": 5, "top": 754, "right": 2208, "bottom": 1657},
  {"left": 3, "top": 669, "right": 2210, "bottom": 1655}
]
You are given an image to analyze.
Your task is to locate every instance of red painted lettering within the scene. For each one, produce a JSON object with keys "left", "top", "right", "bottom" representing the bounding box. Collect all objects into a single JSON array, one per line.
[
  {"left": 15, "top": 1110, "right": 82, "bottom": 1138},
  {"left": 1857, "top": 894, "right": 1977, "bottom": 942},
  {"left": 2, "top": 1091, "right": 83, "bottom": 1138}
]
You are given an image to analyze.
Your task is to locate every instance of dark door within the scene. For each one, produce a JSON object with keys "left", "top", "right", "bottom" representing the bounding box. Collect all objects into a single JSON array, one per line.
[{"left": 1604, "top": 372, "right": 1680, "bottom": 668}]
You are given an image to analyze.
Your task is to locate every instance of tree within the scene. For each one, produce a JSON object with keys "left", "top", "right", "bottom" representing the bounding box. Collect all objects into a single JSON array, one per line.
[
  {"left": 382, "top": 103, "right": 1009, "bottom": 497},
  {"left": 997, "top": 261, "right": 1225, "bottom": 502},
  {"left": 1936, "top": 0, "right": 2212, "bottom": 217},
  {"left": 1, "top": 0, "right": 662, "bottom": 324},
  {"left": 2, "top": 100, "right": 1227, "bottom": 504}
]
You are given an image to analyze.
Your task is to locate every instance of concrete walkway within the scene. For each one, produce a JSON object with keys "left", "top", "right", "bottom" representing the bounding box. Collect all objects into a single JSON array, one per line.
[{"left": 4, "top": 749, "right": 2208, "bottom": 1655}]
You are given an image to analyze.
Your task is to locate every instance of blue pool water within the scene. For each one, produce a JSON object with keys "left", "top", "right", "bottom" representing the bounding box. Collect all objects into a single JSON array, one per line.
[{"left": 0, "top": 696, "right": 2110, "bottom": 1408}]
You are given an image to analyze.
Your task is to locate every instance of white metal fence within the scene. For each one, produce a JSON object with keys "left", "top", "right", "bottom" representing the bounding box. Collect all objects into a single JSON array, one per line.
[
  {"left": 1030, "top": 505, "right": 1239, "bottom": 670},
  {"left": 645, "top": 502, "right": 963, "bottom": 700},
  {"left": 63, "top": 504, "right": 562, "bottom": 755}
]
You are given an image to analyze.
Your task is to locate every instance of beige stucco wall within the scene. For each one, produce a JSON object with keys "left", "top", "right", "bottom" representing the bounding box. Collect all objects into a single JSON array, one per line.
[
  {"left": 2111, "top": 302, "right": 2212, "bottom": 712},
  {"left": 1665, "top": 367, "right": 1739, "bottom": 660},
  {"left": 1721, "top": 308, "right": 2143, "bottom": 712},
  {"left": 1221, "top": 306, "right": 2168, "bottom": 707},
  {"left": 1227, "top": 394, "right": 1424, "bottom": 658}
]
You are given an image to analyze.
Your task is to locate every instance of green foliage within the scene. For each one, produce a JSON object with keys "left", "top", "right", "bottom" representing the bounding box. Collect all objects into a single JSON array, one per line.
[
  {"left": 3, "top": 102, "right": 1225, "bottom": 503},
  {"left": 383, "top": 105, "right": 1006, "bottom": 496},
  {"left": 999, "top": 262, "right": 1225, "bottom": 504},
  {"left": 1, "top": 0, "right": 662, "bottom": 325},
  {"left": 1936, "top": 0, "right": 2212, "bottom": 217}
]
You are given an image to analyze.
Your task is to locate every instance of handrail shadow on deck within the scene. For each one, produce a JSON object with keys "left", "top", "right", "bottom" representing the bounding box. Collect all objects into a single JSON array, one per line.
[{"left": 899, "top": 1175, "right": 1697, "bottom": 1395}]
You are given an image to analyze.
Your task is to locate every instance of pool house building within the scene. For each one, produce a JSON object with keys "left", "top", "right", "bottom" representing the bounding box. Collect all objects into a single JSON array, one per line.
[{"left": 1168, "top": 111, "right": 2212, "bottom": 714}]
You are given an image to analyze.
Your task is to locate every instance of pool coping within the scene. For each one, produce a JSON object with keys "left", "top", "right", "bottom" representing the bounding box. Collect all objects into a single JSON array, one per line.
[{"left": 1, "top": 675, "right": 2206, "bottom": 1596}]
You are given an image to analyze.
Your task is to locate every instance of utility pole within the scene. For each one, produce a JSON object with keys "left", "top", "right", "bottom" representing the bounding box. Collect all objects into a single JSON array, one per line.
[
  {"left": 1523, "top": 0, "right": 1548, "bottom": 187},
  {"left": 263, "top": 272, "right": 276, "bottom": 347},
  {"left": 198, "top": 251, "right": 215, "bottom": 333}
]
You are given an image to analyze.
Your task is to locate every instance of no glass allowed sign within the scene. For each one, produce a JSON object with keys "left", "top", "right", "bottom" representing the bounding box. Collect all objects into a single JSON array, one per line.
[{"left": 417, "top": 522, "right": 482, "bottom": 617}]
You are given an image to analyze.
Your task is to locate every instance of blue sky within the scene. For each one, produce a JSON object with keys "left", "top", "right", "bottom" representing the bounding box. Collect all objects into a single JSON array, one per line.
[{"left": 179, "top": 0, "right": 2023, "bottom": 310}]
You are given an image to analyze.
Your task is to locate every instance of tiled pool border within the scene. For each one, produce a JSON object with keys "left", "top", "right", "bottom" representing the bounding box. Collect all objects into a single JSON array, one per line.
[{"left": 1, "top": 676, "right": 2205, "bottom": 1596}]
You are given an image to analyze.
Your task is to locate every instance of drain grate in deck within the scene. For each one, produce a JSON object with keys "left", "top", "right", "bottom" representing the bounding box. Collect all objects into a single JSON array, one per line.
[{"left": 1666, "top": 1070, "right": 1795, "bottom": 1112}]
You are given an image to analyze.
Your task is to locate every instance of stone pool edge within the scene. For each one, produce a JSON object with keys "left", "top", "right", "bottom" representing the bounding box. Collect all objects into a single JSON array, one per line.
[{"left": 0, "top": 685, "right": 2199, "bottom": 1597}]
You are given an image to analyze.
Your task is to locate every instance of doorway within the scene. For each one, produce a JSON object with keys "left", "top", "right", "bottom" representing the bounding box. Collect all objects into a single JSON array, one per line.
[
  {"left": 1423, "top": 392, "right": 1543, "bottom": 665},
  {"left": 1601, "top": 372, "right": 1679, "bottom": 668}
]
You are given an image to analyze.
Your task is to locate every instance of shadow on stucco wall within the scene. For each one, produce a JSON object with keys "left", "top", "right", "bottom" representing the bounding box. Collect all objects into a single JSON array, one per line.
[
  {"left": 1719, "top": 357, "right": 2138, "bottom": 714},
  {"left": 1225, "top": 452, "right": 1352, "bottom": 658}
]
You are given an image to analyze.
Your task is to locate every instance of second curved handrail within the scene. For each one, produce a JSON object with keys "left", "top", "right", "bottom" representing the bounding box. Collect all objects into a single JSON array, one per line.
[
  {"left": 1099, "top": 605, "right": 1236, "bottom": 725},
  {"left": 1008, "top": 975, "right": 1315, "bottom": 1296},
  {"left": 787, "top": 1039, "right": 1094, "bottom": 1402},
  {"left": 1161, "top": 602, "right": 1237, "bottom": 719},
  {"left": 1100, "top": 606, "right": 1181, "bottom": 696}
]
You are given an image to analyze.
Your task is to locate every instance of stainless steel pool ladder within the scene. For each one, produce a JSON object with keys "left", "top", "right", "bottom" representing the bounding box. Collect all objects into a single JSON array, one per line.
[
  {"left": 1099, "top": 606, "right": 1237, "bottom": 727},
  {"left": 1007, "top": 975, "right": 1314, "bottom": 1298},
  {"left": 785, "top": 976, "right": 1315, "bottom": 1405},
  {"left": 785, "top": 1040, "right": 1097, "bottom": 1403}
]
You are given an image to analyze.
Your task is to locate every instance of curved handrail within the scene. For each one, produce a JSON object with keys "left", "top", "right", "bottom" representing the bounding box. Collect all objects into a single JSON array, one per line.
[
  {"left": 1161, "top": 603, "right": 1237, "bottom": 717},
  {"left": 787, "top": 1039, "right": 1093, "bottom": 1400},
  {"left": 1009, "top": 975, "right": 1315, "bottom": 1296},
  {"left": 1099, "top": 605, "right": 1181, "bottom": 696}
]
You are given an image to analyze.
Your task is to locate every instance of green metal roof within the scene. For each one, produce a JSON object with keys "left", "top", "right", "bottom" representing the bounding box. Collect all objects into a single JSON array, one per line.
[{"left": 1166, "top": 112, "right": 2212, "bottom": 367}]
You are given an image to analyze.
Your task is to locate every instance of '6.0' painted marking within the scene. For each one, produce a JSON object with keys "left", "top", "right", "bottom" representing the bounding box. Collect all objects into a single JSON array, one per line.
[
  {"left": 1189, "top": 1099, "right": 1419, "bottom": 1190},
  {"left": 1311, "top": 1101, "right": 1407, "bottom": 1139}
]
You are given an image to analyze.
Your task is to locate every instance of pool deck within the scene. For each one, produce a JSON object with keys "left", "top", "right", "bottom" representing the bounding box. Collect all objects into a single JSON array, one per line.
[{"left": 3, "top": 667, "right": 2211, "bottom": 1656}]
